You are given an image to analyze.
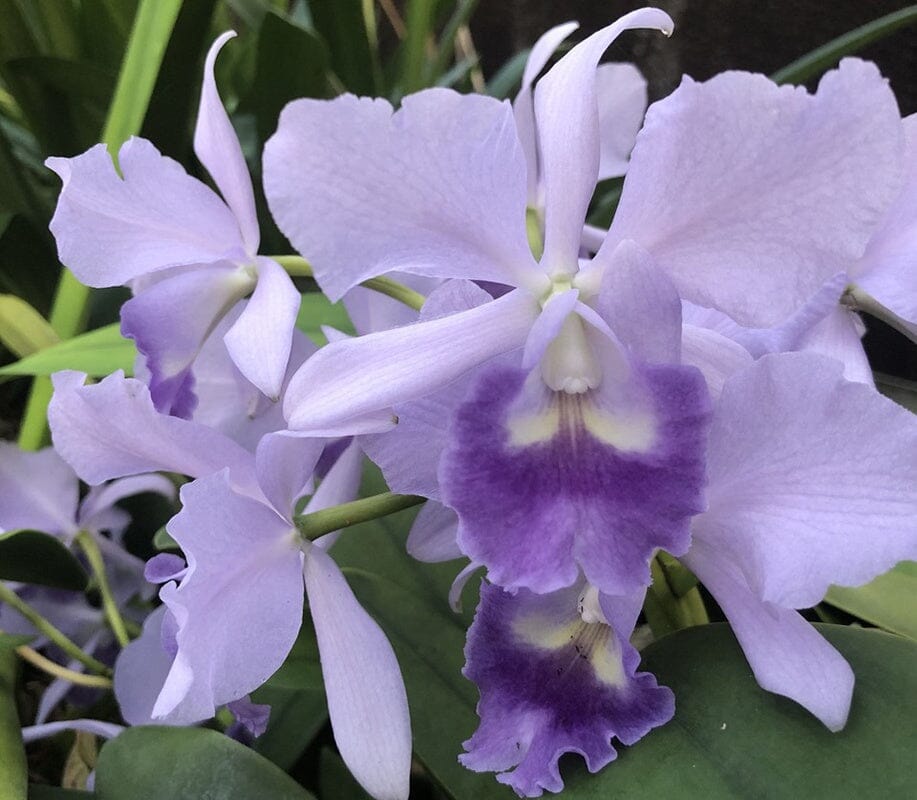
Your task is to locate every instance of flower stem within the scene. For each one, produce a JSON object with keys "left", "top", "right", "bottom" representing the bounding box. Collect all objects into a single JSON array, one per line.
[
  {"left": 295, "top": 491, "right": 425, "bottom": 542},
  {"left": 13, "top": 644, "right": 113, "bottom": 689},
  {"left": 273, "top": 255, "right": 427, "bottom": 312},
  {"left": 0, "top": 584, "right": 112, "bottom": 677},
  {"left": 74, "top": 531, "right": 130, "bottom": 648},
  {"left": 0, "top": 648, "right": 26, "bottom": 800}
]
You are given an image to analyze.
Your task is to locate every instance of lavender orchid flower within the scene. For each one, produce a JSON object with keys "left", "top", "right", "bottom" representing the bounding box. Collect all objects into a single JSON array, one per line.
[
  {"left": 267, "top": 10, "right": 713, "bottom": 599},
  {"left": 48, "top": 372, "right": 411, "bottom": 800},
  {"left": 46, "top": 32, "right": 299, "bottom": 418}
]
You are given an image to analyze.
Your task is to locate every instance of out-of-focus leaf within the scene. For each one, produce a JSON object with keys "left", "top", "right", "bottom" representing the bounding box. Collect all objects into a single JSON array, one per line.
[
  {"left": 0, "top": 323, "right": 135, "bottom": 379},
  {"left": 0, "top": 649, "right": 26, "bottom": 800},
  {"left": 826, "top": 561, "right": 917, "bottom": 640},
  {"left": 62, "top": 731, "right": 96, "bottom": 791},
  {"left": 400, "top": 0, "right": 437, "bottom": 94},
  {"left": 0, "top": 529, "right": 89, "bottom": 591},
  {"left": 561, "top": 624, "right": 917, "bottom": 798},
  {"left": 875, "top": 372, "right": 917, "bottom": 414},
  {"left": 78, "top": 0, "right": 137, "bottom": 73},
  {"left": 0, "top": 633, "right": 33, "bottom": 650},
  {"left": 296, "top": 293, "right": 355, "bottom": 344},
  {"left": 486, "top": 48, "right": 528, "bottom": 99},
  {"left": 251, "top": 12, "right": 330, "bottom": 144},
  {"left": 430, "top": 0, "right": 479, "bottom": 83},
  {"left": 0, "top": 294, "right": 58, "bottom": 357},
  {"left": 309, "top": 0, "right": 377, "bottom": 94},
  {"left": 13, "top": 0, "right": 80, "bottom": 59},
  {"left": 27, "top": 787, "right": 93, "bottom": 799},
  {"left": 152, "top": 526, "right": 179, "bottom": 552},
  {"left": 0, "top": 215, "right": 58, "bottom": 317},
  {"left": 771, "top": 5, "right": 917, "bottom": 85},
  {"left": 319, "top": 748, "right": 373, "bottom": 800},
  {"left": 263, "top": 620, "right": 323, "bottom": 691},
  {"left": 96, "top": 727, "right": 317, "bottom": 799}
]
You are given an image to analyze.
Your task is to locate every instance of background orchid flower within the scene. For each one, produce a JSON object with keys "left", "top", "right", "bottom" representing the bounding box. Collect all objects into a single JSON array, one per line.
[
  {"left": 46, "top": 31, "right": 299, "bottom": 418},
  {"left": 47, "top": 371, "right": 410, "bottom": 800}
]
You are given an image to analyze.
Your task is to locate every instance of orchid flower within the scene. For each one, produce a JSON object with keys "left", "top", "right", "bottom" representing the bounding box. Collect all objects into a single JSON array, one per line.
[
  {"left": 46, "top": 32, "right": 299, "bottom": 418},
  {"left": 0, "top": 442, "right": 174, "bottom": 722},
  {"left": 47, "top": 371, "right": 411, "bottom": 800}
]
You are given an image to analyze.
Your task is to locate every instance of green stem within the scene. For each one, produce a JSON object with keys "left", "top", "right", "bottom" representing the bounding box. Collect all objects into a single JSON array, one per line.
[
  {"left": 771, "top": 5, "right": 917, "bottom": 85},
  {"left": 0, "top": 649, "right": 26, "bottom": 800},
  {"left": 273, "top": 255, "right": 427, "bottom": 312},
  {"left": 14, "top": 644, "right": 113, "bottom": 689},
  {"left": 0, "top": 584, "right": 112, "bottom": 677},
  {"left": 295, "top": 492, "right": 424, "bottom": 541},
  {"left": 74, "top": 531, "right": 130, "bottom": 648},
  {"left": 16, "top": 0, "right": 182, "bottom": 450}
]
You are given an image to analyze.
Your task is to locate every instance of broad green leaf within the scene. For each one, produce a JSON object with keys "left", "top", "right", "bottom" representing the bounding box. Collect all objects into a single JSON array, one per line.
[
  {"left": 27, "top": 787, "right": 93, "bottom": 799},
  {"left": 296, "top": 292, "right": 355, "bottom": 345},
  {"left": 771, "top": 5, "right": 917, "bottom": 85},
  {"left": 95, "top": 727, "right": 317, "bottom": 800},
  {"left": 0, "top": 649, "right": 26, "bottom": 800},
  {"left": 0, "top": 530, "right": 88, "bottom": 590},
  {"left": 0, "top": 633, "right": 33, "bottom": 650},
  {"left": 250, "top": 686, "right": 327, "bottom": 771},
  {"left": 252, "top": 12, "right": 330, "bottom": 145},
  {"left": 0, "top": 294, "right": 58, "bottom": 357},
  {"left": 561, "top": 624, "right": 917, "bottom": 798},
  {"left": 319, "top": 748, "right": 373, "bottom": 800},
  {"left": 0, "top": 323, "right": 135, "bottom": 379},
  {"left": 826, "top": 561, "right": 917, "bottom": 640}
]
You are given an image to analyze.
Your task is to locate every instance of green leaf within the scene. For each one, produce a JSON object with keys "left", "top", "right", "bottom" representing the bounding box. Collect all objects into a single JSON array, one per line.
[
  {"left": 27, "top": 787, "right": 93, "bottom": 799},
  {"left": 0, "top": 294, "right": 58, "bottom": 357},
  {"left": 771, "top": 5, "right": 917, "bottom": 85},
  {"left": 309, "top": 0, "right": 377, "bottom": 95},
  {"left": 0, "top": 323, "right": 135, "bottom": 379},
  {"left": 0, "top": 529, "right": 88, "bottom": 590},
  {"left": 0, "top": 633, "right": 33, "bottom": 650},
  {"left": 252, "top": 12, "right": 330, "bottom": 145},
  {"left": 400, "top": 0, "right": 437, "bottom": 94},
  {"left": 826, "top": 561, "right": 917, "bottom": 640},
  {"left": 0, "top": 649, "right": 26, "bottom": 800},
  {"left": 319, "top": 748, "right": 373, "bottom": 800},
  {"left": 296, "top": 292, "right": 355, "bottom": 345},
  {"left": 250, "top": 685, "right": 327, "bottom": 771},
  {"left": 95, "top": 727, "right": 317, "bottom": 800},
  {"left": 561, "top": 624, "right": 917, "bottom": 798},
  {"left": 152, "top": 525, "right": 179, "bottom": 551}
]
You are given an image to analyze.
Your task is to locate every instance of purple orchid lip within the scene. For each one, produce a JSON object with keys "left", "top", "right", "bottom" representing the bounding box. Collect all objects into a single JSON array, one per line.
[
  {"left": 443, "top": 354, "right": 709, "bottom": 597},
  {"left": 461, "top": 581, "right": 673, "bottom": 797}
]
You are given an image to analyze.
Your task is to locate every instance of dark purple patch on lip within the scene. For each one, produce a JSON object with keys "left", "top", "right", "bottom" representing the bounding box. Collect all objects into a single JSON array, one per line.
[
  {"left": 441, "top": 360, "right": 710, "bottom": 596},
  {"left": 460, "top": 581, "right": 673, "bottom": 797}
]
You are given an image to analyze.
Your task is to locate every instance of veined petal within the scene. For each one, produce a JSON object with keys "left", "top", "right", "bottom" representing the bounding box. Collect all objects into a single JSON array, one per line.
[
  {"left": 852, "top": 115, "right": 917, "bottom": 325},
  {"left": 461, "top": 581, "right": 673, "bottom": 796},
  {"left": 152, "top": 471, "right": 303, "bottom": 723},
  {"left": 684, "top": 542, "right": 853, "bottom": 731},
  {"left": 407, "top": 501, "right": 461, "bottom": 562},
  {"left": 596, "top": 62, "right": 648, "bottom": 180},
  {"left": 114, "top": 606, "right": 180, "bottom": 726},
  {"left": 255, "top": 431, "right": 325, "bottom": 519},
  {"left": 284, "top": 289, "right": 538, "bottom": 434},
  {"left": 0, "top": 443, "right": 78, "bottom": 536},
  {"left": 303, "top": 544, "right": 411, "bottom": 800},
  {"left": 606, "top": 59, "right": 905, "bottom": 326},
  {"left": 121, "top": 264, "right": 255, "bottom": 417},
  {"left": 223, "top": 257, "right": 300, "bottom": 400},
  {"left": 534, "top": 8, "right": 674, "bottom": 276},
  {"left": 264, "top": 89, "right": 539, "bottom": 300},
  {"left": 78, "top": 473, "right": 176, "bottom": 530},
  {"left": 46, "top": 138, "right": 245, "bottom": 287},
  {"left": 444, "top": 353, "right": 709, "bottom": 596},
  {"left": 49, "top": 371, "right": 260, "bottom": 498},
  {"left": 703, "top": 352, "right": 917, "bottom": 609},
  {"left": 194, "top": 32, "right": 259, "bottom": 255},
  {"left": 797, "top": 306, "right": 872, "bottom": 385},
  {"left": 680, "top": 324, "right": 753, "bottom": 399},
  {"left": 513, "top": 21, "right": 579, "bottom": 205}
]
